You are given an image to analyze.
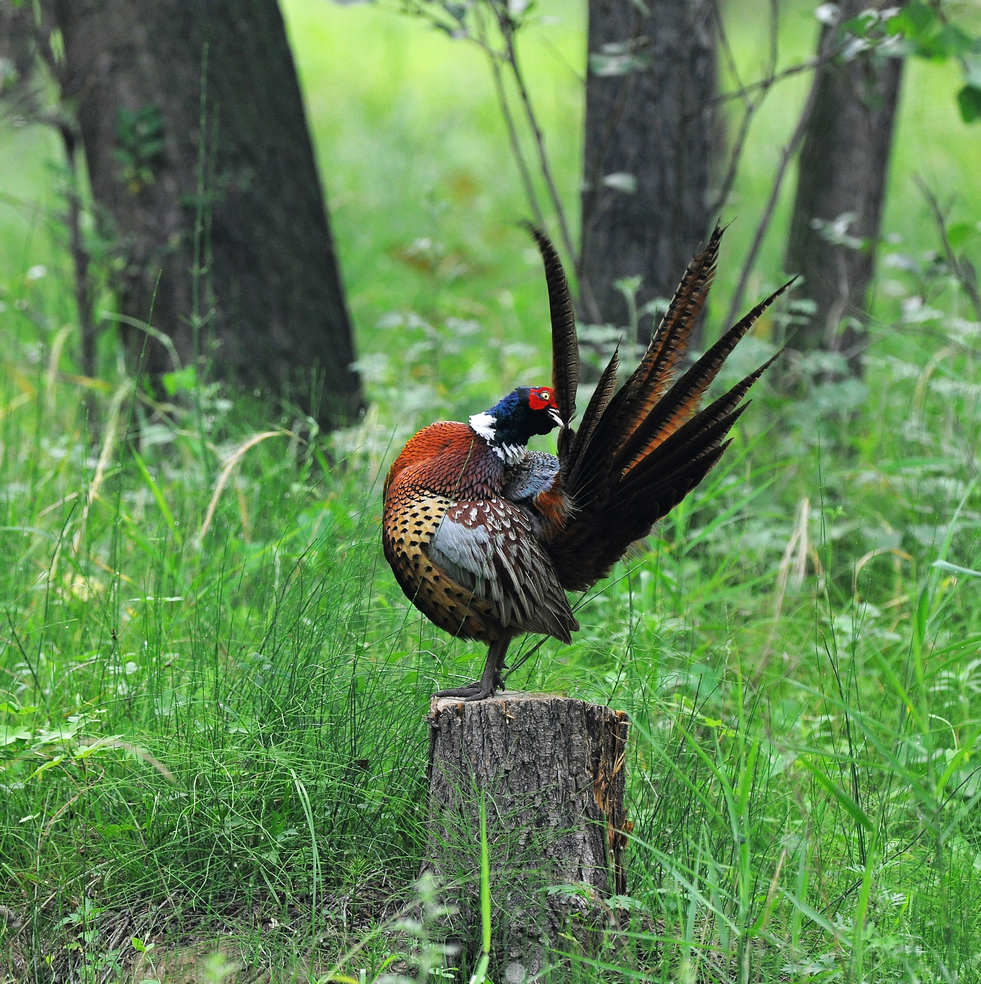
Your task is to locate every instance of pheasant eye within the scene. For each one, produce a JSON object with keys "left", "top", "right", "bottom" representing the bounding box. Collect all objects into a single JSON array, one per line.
[{"left": 528, "top": 388, "right": 553, "bottom": 410}]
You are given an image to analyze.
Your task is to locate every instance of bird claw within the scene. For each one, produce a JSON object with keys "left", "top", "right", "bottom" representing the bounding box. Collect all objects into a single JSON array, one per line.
[
  {"left": 434, "top": 638, "right": 508, "bottom": 701},
  {"left": 434, "top": 680, "right": 498, "bottom": 701},
  {"left": 435, "top": 681, "right": 483, "bottom": 699}
]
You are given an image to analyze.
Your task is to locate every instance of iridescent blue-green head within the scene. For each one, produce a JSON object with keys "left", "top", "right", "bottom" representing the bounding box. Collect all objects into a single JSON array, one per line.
[{"left": 468, "top": 386, "right": 562, "bottom": 462}]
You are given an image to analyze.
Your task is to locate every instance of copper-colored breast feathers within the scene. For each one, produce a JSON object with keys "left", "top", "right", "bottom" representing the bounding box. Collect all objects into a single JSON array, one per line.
[
  {"left": 382, "top": 488, "right": 504, "bottom": 641},
  {"left": 382, "top": 422, "right": 576, "bottom": 645}
]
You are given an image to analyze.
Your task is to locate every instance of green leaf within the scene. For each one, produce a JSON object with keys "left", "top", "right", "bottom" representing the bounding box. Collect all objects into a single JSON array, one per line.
[
  {"left": 841, "top": 13, "right": 878, "bottom": 40},
  {"left": 589, "top": 49, "right": 652, "bottom": 77},
  {"left": 613, "top": 274, "right": 642, "bottom": 296},
  {"left": 601, "top": 171, "right": 638, "bottom": 194},
  {"left": 934, "top": 24, "right": 973, "bottom": 59},
  {"left": 945, "top": 222, "right": 975, "bottom": 251},
  {"left": 805, "top": 763, "right": 874, "bottom": 831},
  {"left": 161, "top": 365, "right": 198, "bottom": 396},
  {"left": 884, "top": 1, "right": 968, "bottom": 60},
  {"left": 956, "top": 84, "right": 981, "bottom": 123},
  {"left": 132, "top": 448, "right": 182, "bottom": 545},
  {"left": 478, "top": 792, "right": 491, "bottom": 954},
  {"left": 963, "top": 54, "right": 981, "bottom": 89},
  {"left": 1, "top": 727, "right": 32, "bottom": 746},
  {"left": 886, "top": 1, "right": 937, "bottom": 41},
  {"left": 28, "top": 754, "right": 66, "bottom": 780},
  {"left": 932, "top": 559, "right": 981, "bottom": 578}
]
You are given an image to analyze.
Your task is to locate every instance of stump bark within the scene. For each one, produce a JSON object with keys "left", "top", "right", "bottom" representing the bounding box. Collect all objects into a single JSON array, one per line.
[{"left": 424, "top": 692, "right": 629, "bottom": 981}]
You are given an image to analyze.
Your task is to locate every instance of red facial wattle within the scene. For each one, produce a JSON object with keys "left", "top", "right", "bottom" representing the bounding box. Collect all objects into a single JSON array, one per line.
[{"left": 528, "top": 387, "right": 556, "bottom": 411}]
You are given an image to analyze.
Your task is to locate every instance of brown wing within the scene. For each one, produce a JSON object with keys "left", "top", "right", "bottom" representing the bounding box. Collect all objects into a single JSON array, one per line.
[{"left": 429, "top": 498, "right": 578, "bottom": 643}]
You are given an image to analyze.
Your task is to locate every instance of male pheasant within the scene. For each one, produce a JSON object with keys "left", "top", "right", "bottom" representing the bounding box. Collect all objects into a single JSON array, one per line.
[{"left": 383, "top": 225, "right": 791, "bottom": 700}]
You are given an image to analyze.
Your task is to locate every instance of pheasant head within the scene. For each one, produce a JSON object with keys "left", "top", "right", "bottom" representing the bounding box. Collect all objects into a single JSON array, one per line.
[{"left": 469, "top": 386, "right": 562, "bottom": 464}]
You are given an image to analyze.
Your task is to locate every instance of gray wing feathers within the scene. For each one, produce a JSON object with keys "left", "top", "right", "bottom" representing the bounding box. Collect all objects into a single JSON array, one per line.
[
  {"left": 503, "top": 451, "right": 560, "bottom": 501},
  {"left": 429, "top": 498, "right": 577, "bottom": 641},
  {"left": 429, "top": 517, "right": 496, "bottom": 583}
]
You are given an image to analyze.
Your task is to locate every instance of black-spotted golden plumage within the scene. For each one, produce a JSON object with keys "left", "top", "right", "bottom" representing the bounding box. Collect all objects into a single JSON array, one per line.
[
  {"left": 382, "top": 225, "right": 792, "bottom": 699},
  {"left": 383, "top": 413, "right": 577, "bottom": 697}
]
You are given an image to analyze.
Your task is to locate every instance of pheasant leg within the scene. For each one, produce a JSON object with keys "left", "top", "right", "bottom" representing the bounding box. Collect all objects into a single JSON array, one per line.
[{"left": 435, "top": 638, "right": 510, "bottom": 701}]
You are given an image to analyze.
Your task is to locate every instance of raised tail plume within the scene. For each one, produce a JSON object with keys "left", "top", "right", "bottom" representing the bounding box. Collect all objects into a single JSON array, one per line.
[
  {"left": 524, "top": 223, "right": 793, "bottom": 592},
  {"left": 523, "top": 222, "right": 580, "bottom": 462}
]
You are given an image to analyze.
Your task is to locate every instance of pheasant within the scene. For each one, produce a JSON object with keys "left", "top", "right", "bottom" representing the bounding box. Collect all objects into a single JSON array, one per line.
[{"left": 383, "top": 224, "right": 791, "bottom": 700}]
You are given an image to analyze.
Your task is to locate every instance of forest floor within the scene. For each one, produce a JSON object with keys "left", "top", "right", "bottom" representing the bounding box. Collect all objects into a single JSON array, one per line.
[{"left": 1, "top": 1, "right": 979, "bottom": 981}]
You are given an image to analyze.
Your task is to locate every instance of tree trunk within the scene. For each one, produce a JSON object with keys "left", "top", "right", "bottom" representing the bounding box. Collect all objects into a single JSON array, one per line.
[
  {"left": 46, "top": 0, "right": 362, "bottom": 430},
  {"left": 425, "top": 692, "right": 629, "bottom": 980},
  {"left": 784, "top": 1, "right": 905, "bottom": 379},
  {"left": 579, "top": 0, "right": 716, "bottom": 344}
]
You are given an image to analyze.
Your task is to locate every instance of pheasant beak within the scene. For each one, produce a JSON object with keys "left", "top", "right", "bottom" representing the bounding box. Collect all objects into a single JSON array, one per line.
[{"left": 547, "top": 405, "right": 564, "bottom": 429}]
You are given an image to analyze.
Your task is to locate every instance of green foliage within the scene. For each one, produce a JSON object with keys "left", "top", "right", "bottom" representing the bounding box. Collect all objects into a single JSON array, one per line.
[
  {"left": 113, "top": 105, "right": 166, "bottom": 190},
  {"left": 956, "top": 83, "right": 981, "bottom": 123},
  {"left": 882, "top": 1, "right": 981, "bottom": 124},
  {"left": 0, "top": 0, "right": 979, "bottom": 981}
]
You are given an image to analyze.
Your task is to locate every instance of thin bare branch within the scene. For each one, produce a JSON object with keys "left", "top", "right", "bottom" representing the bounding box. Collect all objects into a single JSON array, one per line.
[
  {"left": 708, "top": 55, "right": 827, "bottom": 108},
  {"left": 494, "top": 7, "right": 577, "bottom": 271},
  {"left": 709, "top": 103, "right": 756, "bottom": 219},
  {"left": 399, "top": 2, "right": 574, "bottom": 274},
  {"left": 473, "top": 4, "right": 545, "bottom": 230},
  {"left": 707, "top": 0, "right": 766, "bottom": 216},
  {"left": 60, "top": 128, "right": 96, "bottom": 376},
  {"left": 768, "top": 0, "right": 780, "bottom": 85},
  {"left": 719, "top": 9, "right": 853, "bottom": 328},
  {"left": 722, "top": 58, "right": 824, "bottom": 330},
  {"left": 711, "top": 0, "right": 748, "bottom": 105},
  {"left": 708, "top": 0, "right": 801, "bottom": 219}
]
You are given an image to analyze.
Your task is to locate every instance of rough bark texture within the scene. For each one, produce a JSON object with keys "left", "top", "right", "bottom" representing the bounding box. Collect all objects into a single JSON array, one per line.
[
  {"left": 579, "top": 0, "right": 716, "bottom": 344},
  {"left": 425, "top": 692, "right": 629, "bottom": 981},
  {"left": 784, "top": 0, "right": 905, "bottom": 378},
  {"left": 47, "top": 0, "right": 362, "bottom": 429},
  {"left": 0, "top": 4, "right": 40, "bottom": 100}
]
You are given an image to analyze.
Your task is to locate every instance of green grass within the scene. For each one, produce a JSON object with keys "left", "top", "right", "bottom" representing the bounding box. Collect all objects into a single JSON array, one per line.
[{"left": 1, "top": 1, "right": 980, "bottom": 981}]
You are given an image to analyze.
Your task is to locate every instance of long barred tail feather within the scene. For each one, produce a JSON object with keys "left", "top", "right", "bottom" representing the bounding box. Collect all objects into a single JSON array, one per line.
[
  {"left": 610, "top": 224, "right": 723, "bottom": 457},
  {"left": 612, "top": 283, "right": 794, "bottom": 479},
  {"left": 561, "top": 226, "right": 723, "bottom": 491},
  {"left": 525, "top": 222, "right": 793, "bottom": 592},
  {"left": 523, "top": 223, "right": 579, "bottom": 438}
]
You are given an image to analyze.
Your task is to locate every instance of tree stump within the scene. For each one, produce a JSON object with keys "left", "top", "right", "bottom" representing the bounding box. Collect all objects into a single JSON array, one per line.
[{"left": 424, "top": 692, "right": 629, "bottom": 981}]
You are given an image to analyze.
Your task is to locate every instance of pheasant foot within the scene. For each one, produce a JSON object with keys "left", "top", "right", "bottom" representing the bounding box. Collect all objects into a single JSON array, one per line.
[
  {"left": 435, "top": 681, "right": 487, "bottom": 699},
  {"left": 434, "top": 638, "right": 510, "bottom": 702}
]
